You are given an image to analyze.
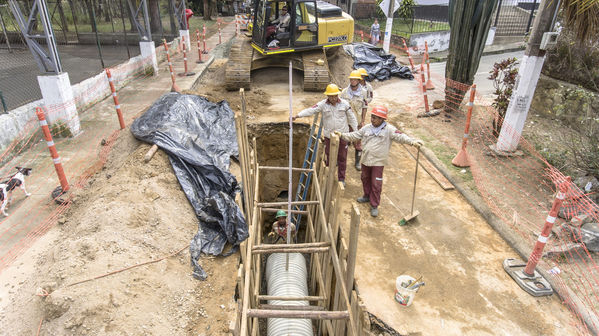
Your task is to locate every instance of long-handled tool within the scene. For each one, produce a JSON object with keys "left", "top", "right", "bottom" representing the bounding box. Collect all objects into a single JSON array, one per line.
[{"left": 399, "top": 147, "right": 421, "bottom": 225}]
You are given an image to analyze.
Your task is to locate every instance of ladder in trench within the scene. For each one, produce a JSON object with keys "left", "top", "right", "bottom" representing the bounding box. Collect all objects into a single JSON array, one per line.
[{"left": 292, "top": 113, "right": 323, "bottom": 229}]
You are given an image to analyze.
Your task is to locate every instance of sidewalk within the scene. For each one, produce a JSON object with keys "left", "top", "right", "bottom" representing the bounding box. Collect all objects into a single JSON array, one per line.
[
  {"left": 398, "top": 38, "right": 525, "bottom": 65},
  {"left": 0, "top": 21, "right": 237, "bottom": 270}
]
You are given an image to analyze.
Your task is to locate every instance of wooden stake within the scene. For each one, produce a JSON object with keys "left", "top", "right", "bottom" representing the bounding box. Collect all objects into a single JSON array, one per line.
[{"left": 144, "top": 144, "right": 159, "bottom": 163}]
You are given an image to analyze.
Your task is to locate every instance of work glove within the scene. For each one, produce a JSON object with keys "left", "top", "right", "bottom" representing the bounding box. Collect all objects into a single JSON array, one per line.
[
  {"left": 333, "top": 131, "right": 342, "bottom": 138},
  {"left": 412, "top": 139, "right": 424, "bottom": 148}
]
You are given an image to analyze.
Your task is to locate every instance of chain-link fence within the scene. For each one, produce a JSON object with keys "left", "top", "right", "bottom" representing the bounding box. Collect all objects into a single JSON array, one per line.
[
  {"left": 0, "top": 0, "right": 192, "bottom": 111},
  {"left": 493, "top": 0, "right": 539, "bottom": 36}
]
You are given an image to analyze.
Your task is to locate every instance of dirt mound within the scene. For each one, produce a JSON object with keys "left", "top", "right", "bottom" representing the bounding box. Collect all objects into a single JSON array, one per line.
[
  {"left": 0, "top": 132, "right": 237, "bottom": 335},
  {"left": 327, "top": 46, "right": 355, "bottom": 88},
  {"left": 190, "top": 59, "right": 271, "bottom": 117}
]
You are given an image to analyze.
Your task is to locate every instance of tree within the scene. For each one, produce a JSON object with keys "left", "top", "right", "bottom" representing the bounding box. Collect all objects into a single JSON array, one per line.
[
  {"left": 444, "top": 0, "right": 498, "bottom": 114},
  {"left": 148, "top": 0, "right": 162, "bottom": 34}
]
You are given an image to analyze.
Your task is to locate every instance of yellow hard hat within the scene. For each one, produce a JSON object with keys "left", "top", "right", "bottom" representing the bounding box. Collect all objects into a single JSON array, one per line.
[
  {"left": 349, "top": 70, "right": 362, "bottom": 80},
  {"left": 324, "top": 83, "right": 341, "bottom": 95},
  {"left": 358, "top": 68, "right": 368, "bottom": 77}
]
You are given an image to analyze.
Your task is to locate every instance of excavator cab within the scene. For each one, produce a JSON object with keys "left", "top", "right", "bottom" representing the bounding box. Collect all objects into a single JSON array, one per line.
[
  {"left": 252, "top": 0, "right": 318, "bottom": 51},
  {"left": 225, "top": 0, "right": 354, "bottom": 91}
]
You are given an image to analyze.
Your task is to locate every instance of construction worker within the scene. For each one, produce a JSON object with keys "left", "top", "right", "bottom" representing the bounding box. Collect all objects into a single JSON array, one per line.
[
  {"left": 340, "top": 70, "right": 367, "bottom": 171},
  {"left": 293, "top": 84, "right": 357, "bottom": 185},
  {"left": 268, "top": 210, "right": 296, "bottom": 243},
  {"left": 335, "top": 106, "right": 423, "bottom": 217},
  {"left": 358, "top": 68, "right": 374, "bottom": 105}
]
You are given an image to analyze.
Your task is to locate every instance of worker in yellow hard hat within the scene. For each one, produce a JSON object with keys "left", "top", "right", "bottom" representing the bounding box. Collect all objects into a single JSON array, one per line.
[
  {"left": 340, "top": 70, "right": 367, "bottom": 171},
  {"left": 292, "top": 84, "right": 358, "bottom": 186},
  {"left": 358, "top": 68, "right": 374, "bottom": 105}
]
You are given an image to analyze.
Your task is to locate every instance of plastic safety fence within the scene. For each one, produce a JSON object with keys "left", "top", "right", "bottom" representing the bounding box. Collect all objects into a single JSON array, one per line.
[
  {"left": 0, "top": 37, "right": 189, "bottom": 273},
  {"left": 130, "top": 93, "right": 248, "bottom": 281},
  {"left": 410, "top": 63, "right": 599, "bottom": 335}
]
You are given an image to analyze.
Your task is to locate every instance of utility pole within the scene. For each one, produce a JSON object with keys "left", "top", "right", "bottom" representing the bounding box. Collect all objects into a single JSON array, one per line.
[
  {"left": 495, "top": 0, "right": 559, "bottom": 152},
  {"left": 382, "top": 0, "right": 398, "bottom": 53}
]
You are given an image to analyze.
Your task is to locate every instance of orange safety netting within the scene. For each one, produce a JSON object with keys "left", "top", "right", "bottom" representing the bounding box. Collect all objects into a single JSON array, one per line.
[{"left": 411, "top": 55, "right": 599, "bottom": 335}]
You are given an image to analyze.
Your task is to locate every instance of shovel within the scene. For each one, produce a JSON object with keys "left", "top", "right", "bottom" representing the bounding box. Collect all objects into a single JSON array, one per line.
[{"left": 399, "top": 147, "right": 421, "bottom": 225}]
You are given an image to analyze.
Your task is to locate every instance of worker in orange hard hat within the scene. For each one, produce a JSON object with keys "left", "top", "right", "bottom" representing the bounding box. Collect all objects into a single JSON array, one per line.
[
  {"left": 292, "top": 84, "right": 358, "bottom": 186},
  {"left": 335, "top": 106, "right": 423, "bottom": 217}
]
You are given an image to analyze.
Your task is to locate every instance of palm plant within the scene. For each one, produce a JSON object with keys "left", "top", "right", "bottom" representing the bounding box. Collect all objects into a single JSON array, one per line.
[{"left": 560, "top": 0, "right": 599, "bottom": 43}]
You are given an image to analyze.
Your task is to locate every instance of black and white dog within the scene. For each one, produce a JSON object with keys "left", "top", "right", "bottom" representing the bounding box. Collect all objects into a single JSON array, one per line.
[{"left": 0, "top": 167, "right": 32, "bottom": 217}]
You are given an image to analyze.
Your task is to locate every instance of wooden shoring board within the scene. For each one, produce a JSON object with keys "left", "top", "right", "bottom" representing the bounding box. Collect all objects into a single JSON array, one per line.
[{"left": 402, "top": 144, "right": 455, "bottom": 190}]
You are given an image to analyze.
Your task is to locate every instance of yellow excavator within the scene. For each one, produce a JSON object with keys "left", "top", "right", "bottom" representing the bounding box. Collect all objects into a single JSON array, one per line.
[{"left": 225, "top": 0, "right": 354, "bottom": 91}]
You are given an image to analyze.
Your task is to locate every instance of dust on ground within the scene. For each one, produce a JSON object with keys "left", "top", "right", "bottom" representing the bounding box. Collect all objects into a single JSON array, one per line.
[{"left": 0, "top": 131, "right": 238, "bottom": 335}]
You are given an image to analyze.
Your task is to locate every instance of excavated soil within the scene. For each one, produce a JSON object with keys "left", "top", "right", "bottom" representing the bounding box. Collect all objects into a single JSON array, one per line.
[{"left": 0, "top": 132, "right": 239, "bottom": 335}]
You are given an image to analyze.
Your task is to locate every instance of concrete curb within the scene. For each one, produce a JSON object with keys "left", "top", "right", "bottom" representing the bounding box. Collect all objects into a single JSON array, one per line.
[
  {"left": 185, "top": 55, "right": 216, "bottom": 92},
  {"left": 417, "top": 145, "right": 599, "bottom": 335}
]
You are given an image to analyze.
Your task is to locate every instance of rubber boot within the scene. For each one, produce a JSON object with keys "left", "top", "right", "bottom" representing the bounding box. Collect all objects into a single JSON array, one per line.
[
  {"left": 355, "top": 150, "right": 362, "bottom": 171},
  {"left": 370, "top": 207, "right": 379, "bottom": 217},
  {"left": 357, "top": 196, "right": 370, "bottom": 203}
]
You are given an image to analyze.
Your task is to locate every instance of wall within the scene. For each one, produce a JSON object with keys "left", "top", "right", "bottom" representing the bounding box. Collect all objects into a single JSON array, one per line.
[
  {"left": 531, "top": 75, "right": 599, "bottom": 128},
  {"left": 0, "top": 38, "right": 179, "bottom": 155}
]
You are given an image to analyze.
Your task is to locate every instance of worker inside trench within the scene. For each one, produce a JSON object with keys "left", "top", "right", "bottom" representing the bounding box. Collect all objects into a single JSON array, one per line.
[
  {"left": 247, "top": 122, "right": 312, "bottom": 241},
  {"left": 248, "top": 122, "right": 334, "bottom": 335}
]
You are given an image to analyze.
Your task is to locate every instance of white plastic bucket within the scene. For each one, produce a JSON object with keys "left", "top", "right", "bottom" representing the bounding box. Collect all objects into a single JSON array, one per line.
[{"left": 395, "top": 275, "right": 418, "bottom": 307}]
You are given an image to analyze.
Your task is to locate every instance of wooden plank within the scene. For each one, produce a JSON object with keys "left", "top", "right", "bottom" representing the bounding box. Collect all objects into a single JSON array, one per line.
[
  {"left": 402, "top": 144, "right": 454, "bottom": 190},
  {"left": 252, "top": 246, "right": 329, "bottom": 254},
  {"left": 311, "top": 171, "right": 359, "bottom": 336},
  {"left": 346, "top": 205, "right": 360, "bottom": 298},
  {"left": 257, "top": 200, "right": 320, "bottom": 207},
  {"left": 258, "top": 166, "right": 314, "bottom": 172},
  {"left": 261, "top": 207, "right": 309, "bottom": 214},
  {"left": 253, "top": 242, "right": 331, "bottom": 250},
  {"left": 258, "top": 295, "right": 326, "bottom": 301},
  {"left": 258, "top": 304, "right": 323, "bottom": 311},
  {"left": 247, "top": 309, "right": 349, "bottom": 320}
]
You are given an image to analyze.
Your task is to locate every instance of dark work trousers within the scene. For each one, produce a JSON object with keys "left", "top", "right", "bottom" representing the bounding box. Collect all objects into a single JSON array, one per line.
[
  {"left": 361, "top": 164, "right": 384, "bottom": 208},
  {"left": 324, "top": 137, "right": 349, "bottom": 181}
]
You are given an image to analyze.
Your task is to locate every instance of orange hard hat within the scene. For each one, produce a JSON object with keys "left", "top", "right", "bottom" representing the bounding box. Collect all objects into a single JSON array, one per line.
[{"left": 371, "top": 106, "right": 388, "bottom": 119}]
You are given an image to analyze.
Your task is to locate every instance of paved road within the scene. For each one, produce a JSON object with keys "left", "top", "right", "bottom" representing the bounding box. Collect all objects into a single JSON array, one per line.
[
  {"left": 0, "top": 44, "right": 140, "bottom": 111},
  {"left": 428, "top": 50, "right": 525, "bottom": 97}
]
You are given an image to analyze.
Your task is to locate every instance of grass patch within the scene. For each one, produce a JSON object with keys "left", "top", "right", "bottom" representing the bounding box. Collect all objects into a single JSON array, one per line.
[
  {"left": 356, "top": 18, "right": 450, "bottom": 38},
  {"left": 415, "top": 131, "right": 474, "bottom": 184}
]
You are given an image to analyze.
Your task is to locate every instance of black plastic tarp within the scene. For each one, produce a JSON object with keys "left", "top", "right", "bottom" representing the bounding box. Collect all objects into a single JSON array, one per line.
[
  {"left": 130, "top": 93, "right": 248, "bottom": 280},
  {"left": 344, "top": 42, "right": 414, "bottom": 81}
]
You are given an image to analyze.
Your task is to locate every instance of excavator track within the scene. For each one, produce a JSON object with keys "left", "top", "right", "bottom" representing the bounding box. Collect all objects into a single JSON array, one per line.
[
  {"left": 302, "top": 48, "right": 330, "bottom": 92},
  {"left": 225, "top": 36, "right": 253, "bottom": 91}
]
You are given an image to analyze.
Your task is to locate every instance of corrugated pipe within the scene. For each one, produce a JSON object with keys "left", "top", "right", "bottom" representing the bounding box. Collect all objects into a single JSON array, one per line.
[{"left": 265, "top": 253, "right": 313, "bottom": 335}]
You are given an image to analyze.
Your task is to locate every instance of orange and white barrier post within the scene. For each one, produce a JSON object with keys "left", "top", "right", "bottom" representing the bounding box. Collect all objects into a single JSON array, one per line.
[
  {"left": 178, "top": 37, "right": 195, "bottom": 77},
  {"left": 36, "top": 107, "right": 69, "bottom": 192},
  {"left": 218, "top": 21, "right": 222, "bottom": 45},
  {"left": 235, "top": 20, "right": 239, "bottom": 36},
  {"left": 202, "top": 26, "right": 208, "bottom": 54},
  {"left": 196, "top": 29, "right": 203, "bottom": 63},
  {"left": 420, "top": 64, "right": 429, "bottom": 114},
  {"left": 163, "top": 40, "right": 180, "bottom": 92},
  {"left": 360, "top": 30, "right": 364, "bottom": 42},
  {"left": 105, "top": 68, "right": 126, "bottom": 129},
  {"left": 525, "top": 178, "right": 570, "bottom": 276},
  {"left": 452, "top": 84, "right": 476, "bottom": 167},
  {"left": 425, "top": 41, "right": 435, "bottom": 90},
  {"left": 402, "top": 38, "right": 415, "bottom": 71}
]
